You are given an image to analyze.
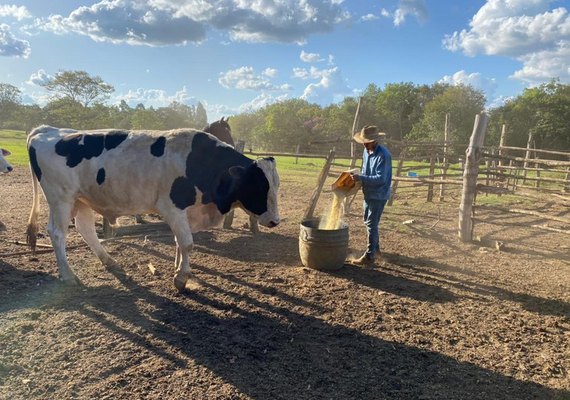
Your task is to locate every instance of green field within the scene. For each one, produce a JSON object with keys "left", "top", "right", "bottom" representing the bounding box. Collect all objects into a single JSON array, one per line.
[
  {"left": 0, "top": 130, "right": 28, "bottom": 165},
  {"left": 1, "top": 129, "right": 564, "bottom": 198}
]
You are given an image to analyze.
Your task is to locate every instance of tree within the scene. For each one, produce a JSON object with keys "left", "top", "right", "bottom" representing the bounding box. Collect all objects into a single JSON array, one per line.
[
  {"left": 376, "top": 82, "right": 420, "bottom": 141},
  {"left": 16, "top": 104, "right": 43, "bottom": 132},
  {"left": 0, "top": 83, "right": 22, "bottom": 128},
  {"left": 41, "top": 70, "right": 114, "bottom": 107},
  {"left": 43, "top": 98, "right": 88, "bottom": 129},
  {"left": 259, "top": 99, "right": 318, "bottom": 151},
  {"left": 230, "top": 111, "right": 264, "bottom": 147},
  {"left": 195, "top": 102, "right": 208, "bottom": 127},
  {"left": 410, "top": 84, "right": 486, "bottom": 144},
  {"left": 131, "top": 108, "right": 165, "bottom": 130},
  {"left": 488, "top": 80, "right": 570, "bottom": 150}
]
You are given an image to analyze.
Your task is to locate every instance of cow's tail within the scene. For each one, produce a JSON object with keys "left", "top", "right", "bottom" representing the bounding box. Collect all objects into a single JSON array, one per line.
[{"left": 26, "top": 145, "right": 40, "bottom": 254}]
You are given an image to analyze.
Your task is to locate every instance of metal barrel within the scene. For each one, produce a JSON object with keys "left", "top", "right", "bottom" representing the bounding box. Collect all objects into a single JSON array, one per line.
[{"left": 299, "top": 219, "right": 348, "bottom": 271}]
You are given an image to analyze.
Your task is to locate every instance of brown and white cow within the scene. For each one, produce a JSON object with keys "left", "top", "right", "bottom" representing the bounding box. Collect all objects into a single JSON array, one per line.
[
  {"left": 26, "top": 125, "right": 280, "bottom": 291},
  {"left": 0, "top": 148, "right": 13, "bottom": 173}
]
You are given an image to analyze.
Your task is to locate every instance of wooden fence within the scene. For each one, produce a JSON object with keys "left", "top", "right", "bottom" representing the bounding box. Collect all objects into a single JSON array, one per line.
[
  {"left": 102, "top": 116, "right": 569, "bottom": 244},
  {"left": 243, "top": 115, "right": 569, "bottom": 242}
]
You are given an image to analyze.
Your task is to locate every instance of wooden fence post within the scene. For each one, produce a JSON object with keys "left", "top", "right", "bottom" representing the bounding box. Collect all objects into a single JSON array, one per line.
[
  {"left": 458, "top": 113, "right": 489, "bottom": 242},
  {"left": 349, "top": 97, "right": 362, "bottom": 170},
  {"left": 295, "top": 144, "right": 301, "bottom": 164},
  {"left": 439, "top": 113, "right": 450, "bottom": 201},
  {"left": 498, "top": 124, "right": 507, "bottom": 168},
  {"left": 303, "top": 149, "right": 335, "bottom": 221},
  {"left": 485, "top": 149, "right": 493, "bottom": 195},
  {"left": 427, "top": 156, "right": 436, "bottom": 202},
  {"left": 523, "top": 131, "right": 533, "bottom": 185},
  {"left": 388, "top": 147, "right": 406, "bottom": 206}
]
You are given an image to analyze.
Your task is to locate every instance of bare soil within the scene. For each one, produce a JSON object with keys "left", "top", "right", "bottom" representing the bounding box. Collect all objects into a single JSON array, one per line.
[{"left": 1, "top": 167, "right": 569, "bottom": 400}]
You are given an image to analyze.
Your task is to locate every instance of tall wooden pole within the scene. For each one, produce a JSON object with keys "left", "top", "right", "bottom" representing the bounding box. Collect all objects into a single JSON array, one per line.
[
  {"left": 523, "top": 131, "right": 534, "bottom": 185},
  {"left": 498, "top": 124, "right": 507, "bottom": 168},
  {"left": 439, "top": 113, "right": 450, "bottom": 201},
  {"left": 303, "top": 149, "right": 336, "bottom": 221},
  {"left": 349, "top": 97, "right": 362, "bottom": 170},
  {"left": 458, "top": 112, "right": 489, "bottom": 242}
]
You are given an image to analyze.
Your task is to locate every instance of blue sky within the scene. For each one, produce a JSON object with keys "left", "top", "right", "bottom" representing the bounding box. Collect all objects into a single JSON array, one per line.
[{"left": 0, "top": 0, "right": 568, "bottom": 122}]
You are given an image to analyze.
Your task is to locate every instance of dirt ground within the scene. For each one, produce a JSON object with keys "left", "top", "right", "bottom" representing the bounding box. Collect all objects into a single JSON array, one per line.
[{"left": 0, "top": 166, "right": 569, "bottom": 400}]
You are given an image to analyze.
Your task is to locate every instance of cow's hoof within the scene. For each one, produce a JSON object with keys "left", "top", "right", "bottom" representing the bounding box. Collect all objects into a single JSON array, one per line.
[
  {"left": 60, "top": 274, "right": 81, "bottom": 286},
  {"left": 104, "top": 259, "right": 120, "bottom": 270},
  {"left": 173, "top": 274, "right": 188, "bottom": 292}
]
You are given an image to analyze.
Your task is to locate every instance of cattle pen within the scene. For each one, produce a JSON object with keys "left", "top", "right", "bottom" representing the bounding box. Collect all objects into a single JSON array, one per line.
[{"left": 0, "top": 124, "right": 569, "bottom": 400}]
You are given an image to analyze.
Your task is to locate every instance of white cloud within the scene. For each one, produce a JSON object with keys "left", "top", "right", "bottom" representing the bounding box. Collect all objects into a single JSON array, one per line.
[
  {"left": 219, "top": 66, "right": 290, "bottom": 91},
  {"left": 0, "top": 23, "right": 30, "bottom": 57},
  {"left": 33, "top": 0, "right": 350, "bottom": 46},
  {"left": 20, "top": 88, "right": 50, "bottom": 106},
  {"left": 262, "top": 67, "right": 278, "bottom": 78},
  {"left": 293, "top": 65, "right": 353, "bottom": 104},
  {"left": 293, "top": 67, "right": 310, "bottom": 80},
  {"left": 115, "top": 85, "right": 198, "bottom": 107},
  {"left": 380, "top": 8, "right": 391, "bottom": 18},
  {"left": 360, "top": 13, "right": 379, "bottom": 22},
  {"left": 300, "top": 50, "right": 324, "bottom": 63},
  {"left": 40, "top": 1, "right": 206, "bottom": 46},
  {"left": 511, "top": 42, "right": 570, "bottom": 82},
  {"left": 202, "top": 101, "right": 238, "bottom": 121},
  {"left": 0, "top": 5, "right": 31, "bottom": 21},
  {"left": 27, "top": 69, "right": 53, "bottom": 86},
  {"left": 238, "top": 92, "right": 289, "bottom": 113},
  {"left": 439, "top": 70, "right": 498, "bottom": 98},
  {"left": 443, "top": 0, "right": 570, "bottom": 84},
  {"left": 393, "top": 0, "right": 428, "bottom": 26}
]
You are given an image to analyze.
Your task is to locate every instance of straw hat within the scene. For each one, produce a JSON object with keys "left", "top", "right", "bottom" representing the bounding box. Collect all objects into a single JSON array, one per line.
[{"left": 353, "top": 125, "right": 386, "bottom": 144}]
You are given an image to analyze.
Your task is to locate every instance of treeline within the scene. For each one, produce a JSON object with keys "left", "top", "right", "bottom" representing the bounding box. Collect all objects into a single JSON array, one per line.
[
  {"left": 0, "top": 71, "right": 208, "bottom": 133},
  {"left": 231, "top": 80, "right": 570, "bottom": 153},
  {"left": 1, "top": 70, "right": 568, "bottom": 154}
]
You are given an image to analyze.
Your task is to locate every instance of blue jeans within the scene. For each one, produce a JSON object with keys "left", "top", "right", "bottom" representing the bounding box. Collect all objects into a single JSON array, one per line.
[{"left": 363, "top": 199, "right": 387, "bottom": 258}]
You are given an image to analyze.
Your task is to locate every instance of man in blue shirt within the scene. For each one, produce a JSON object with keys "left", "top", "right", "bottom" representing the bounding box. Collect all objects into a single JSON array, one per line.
[{"left": 350, "top": 125, "right": 392, "bottom": 266}]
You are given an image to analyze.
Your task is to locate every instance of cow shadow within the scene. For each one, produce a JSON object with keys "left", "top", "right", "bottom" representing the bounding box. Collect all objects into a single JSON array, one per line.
[
  {"left": 0, "top": 259, "right": 61, "bottom": 313},
  {"left": 50, "top": 270, "right": 569, "bottom": 399},
  {"left": 195, "top": 230, "right": 300, "bottom": 265},
  {"left": 1, "top": 260, "right": 567, "bottom": 399}
]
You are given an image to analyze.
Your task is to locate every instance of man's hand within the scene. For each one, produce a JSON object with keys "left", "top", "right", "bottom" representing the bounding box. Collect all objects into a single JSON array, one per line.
[{"left": 350, "top": 173, "right": 360, "bottom": 182}]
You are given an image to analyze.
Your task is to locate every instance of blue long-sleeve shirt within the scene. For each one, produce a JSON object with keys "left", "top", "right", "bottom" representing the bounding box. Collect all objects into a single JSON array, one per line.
[{"left": 360, "top": 144, "right": 392, "bottom": 201}]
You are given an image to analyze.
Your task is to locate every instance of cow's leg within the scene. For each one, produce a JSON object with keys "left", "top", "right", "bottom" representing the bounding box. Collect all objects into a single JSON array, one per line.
[
  {"left": 223, "top": 210, "right": 234, "bottom": 229},
  {"left": 249, "top": 215, "right": 260, "bottom": 234},
  {"left": 175, "top": 244, "right": 182, "bottom": 270},
  {"left": 47, "top": 201, "right": 79, "bottom": 284},
  {"left": 162, "top": 213, "right": 194, "bottom": 292},
  {"left": 74, "top": 202, "right": 118, "bottom": 268}
]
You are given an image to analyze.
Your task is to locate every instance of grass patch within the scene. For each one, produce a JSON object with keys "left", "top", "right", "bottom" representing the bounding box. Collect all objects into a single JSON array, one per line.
[{"left": 0, "top": 129, "right": 28, "bottom": 166}]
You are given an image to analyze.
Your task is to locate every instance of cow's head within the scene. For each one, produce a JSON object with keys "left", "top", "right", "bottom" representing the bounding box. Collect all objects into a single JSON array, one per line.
[
  {"left": 0, "top": 149, "right": 13, "bottom": 173},
  {"left": 224, "top": 157, "right": 280, "bottom": 228}
]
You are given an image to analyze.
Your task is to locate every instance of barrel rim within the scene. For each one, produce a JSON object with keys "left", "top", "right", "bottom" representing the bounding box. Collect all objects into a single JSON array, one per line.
[{"left": 300, "top": 218, "right": 348, "bottom": 231}]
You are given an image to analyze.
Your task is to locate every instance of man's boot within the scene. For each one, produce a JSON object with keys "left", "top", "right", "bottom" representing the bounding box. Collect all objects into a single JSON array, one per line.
[{"left": 351, "top": 253, "right": 376, "bottom": 266}]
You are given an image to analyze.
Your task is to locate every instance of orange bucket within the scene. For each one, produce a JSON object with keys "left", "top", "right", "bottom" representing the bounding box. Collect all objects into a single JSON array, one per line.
[{"left": 331, "top": 170, "right": 361, "bottom": 195}]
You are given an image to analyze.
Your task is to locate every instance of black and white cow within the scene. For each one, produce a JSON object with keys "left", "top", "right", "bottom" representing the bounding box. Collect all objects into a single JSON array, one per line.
[
  {"left": 204, "top": 117, "right": 259, "bottom": 233},
  {"left": 0, "top": 148, "right": 13, "bottom": 173},
  {"left": 26, "top": 125, "right": 280, "bottom": 291}
]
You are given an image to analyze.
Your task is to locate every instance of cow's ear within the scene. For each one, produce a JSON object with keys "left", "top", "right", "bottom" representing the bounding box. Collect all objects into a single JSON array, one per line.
[
  {"left": 1, "top": 149, "right": 10, "bottom": 156},
  {"left": 216, "top": 168, "right": 243, "bottom": 213},
  {"left": 228, "top": 166, "right": 246, "bottom": 179}
]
